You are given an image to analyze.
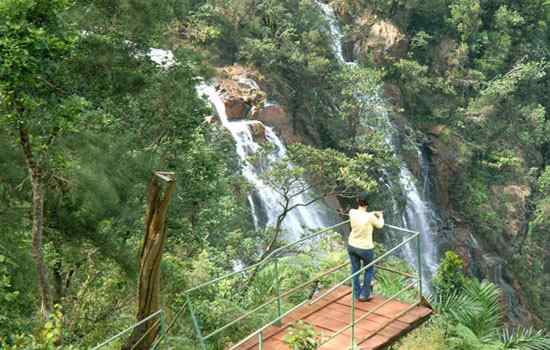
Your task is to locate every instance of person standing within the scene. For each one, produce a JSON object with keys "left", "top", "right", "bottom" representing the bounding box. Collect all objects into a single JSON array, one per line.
[{"left": 348, "top": 192, "right": 384, "bottom": 301}]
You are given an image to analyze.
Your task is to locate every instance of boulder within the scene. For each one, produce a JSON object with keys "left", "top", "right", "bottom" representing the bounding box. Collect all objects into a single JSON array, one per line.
[
  {"left": 216, "top": 66, "right": 267, "bottom": 120},
  {"left": 223, "top": 95, "right": 250, "bottom": 120},
  {"left": 353, "top": 19, "right": 408, "bottom": 65},
  {"left": 247, "top": 121, "right": 267, "bottom": 143},
  {"left": 254, "top": 104, "right": 300, "bottom": 144}
]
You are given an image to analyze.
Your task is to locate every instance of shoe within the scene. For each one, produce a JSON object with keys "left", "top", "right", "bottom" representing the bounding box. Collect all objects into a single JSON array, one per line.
[{"left": 358, "top": 293, "right": 373, "bottom": 302}]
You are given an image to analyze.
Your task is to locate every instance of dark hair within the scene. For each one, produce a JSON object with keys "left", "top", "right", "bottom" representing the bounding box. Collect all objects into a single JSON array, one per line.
[{"left": 356, "top": 192, "right": 369, "bottom": 207}]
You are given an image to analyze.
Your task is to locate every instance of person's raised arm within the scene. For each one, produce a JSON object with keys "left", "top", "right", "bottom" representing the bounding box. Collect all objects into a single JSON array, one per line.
[{"left": 371, "top": 211, "right": 384, "bottom": 229}]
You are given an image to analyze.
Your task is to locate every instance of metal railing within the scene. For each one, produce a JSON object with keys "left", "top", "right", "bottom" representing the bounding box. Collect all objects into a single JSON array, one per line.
[
  {"left": 90, "top": 309, "right": 166, "bottom": 350},
  {"left": 92, "top": 221, "right": 423, "bottom": 349},
  {"left": 183, "top": 222, "right": 424, "bottom": 350}
]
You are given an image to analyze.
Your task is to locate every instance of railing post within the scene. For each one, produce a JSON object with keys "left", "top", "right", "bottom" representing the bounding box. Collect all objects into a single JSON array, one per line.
[
  {"left": 159, "top": 311, "right": 165, "bottom": 346},
  {"left": 351, "top": 278, "right": 357, "bottom": 349},
  {"left": 416, "top": 233, "right": 423, "bottom": 301},
  {"left": 259, "top": 331, "right": 264, "bottom": 350},
  {"left": 274, "top": 258, "right": 283, "bottom": 326},
  {"left": 186, "top": 295, "right": 207, "bottom": 350}
]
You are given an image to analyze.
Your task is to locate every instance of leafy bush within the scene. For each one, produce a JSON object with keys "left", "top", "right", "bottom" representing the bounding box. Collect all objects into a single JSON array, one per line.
[
  {"left": 283, "top": 321, "right": 320, "bottom": 350},
  {"left": 394, "top": 321, "right": 447, "bottom": 350},
  {"left": 433, "top": 251, "right": 467, "bottom": 296}
]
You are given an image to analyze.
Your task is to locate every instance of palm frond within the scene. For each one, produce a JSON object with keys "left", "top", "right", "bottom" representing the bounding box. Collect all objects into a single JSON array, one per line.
[
  {"left": 430, "top": 280, "right": 503, "bottom": 340},
  {"left": 429, "top": 289, "right": 479, "bottom": 316},
  {"left": 500, "top": 327, "right": 550, "bottom": 350},
  {"left": 463, "top": 280, "right": 503, "bottom": 340}
]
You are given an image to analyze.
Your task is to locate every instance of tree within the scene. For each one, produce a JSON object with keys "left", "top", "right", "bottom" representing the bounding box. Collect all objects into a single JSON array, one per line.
[
  {"left": 337, "top": 65, "right": 385, "bottom": 153},
  {"left": 0, "top": 0, "right": 85, "bottom": 319},
  {"left": 253, "top": 143, "right": 379, "bottom": 259}
]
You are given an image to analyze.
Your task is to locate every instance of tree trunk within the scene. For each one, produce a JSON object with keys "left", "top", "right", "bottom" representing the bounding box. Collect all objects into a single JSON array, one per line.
[
  {"left": 123, "top": 172, "right": 175, "bottom": 350},
  {"left": 19, "top": 127, "right": 52, "bottom": 319},
  {"left": 244, "top": 200, "right": 290, "bottom": 288}
]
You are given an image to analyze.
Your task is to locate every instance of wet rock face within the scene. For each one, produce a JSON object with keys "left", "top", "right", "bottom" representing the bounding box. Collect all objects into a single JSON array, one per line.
[
  {"left": 223, "top": 95, "right": 250, "bottom": 120},
  {"left": 215, "top": 64, "right": 302, "bottom": 145},
  {"left": 216, "top": 65, "right": 266, "bottom": 120},
  {"left": 425, "top": 125, "right": 462, "bottom": 211},
  {"left": 254, "top": 105, "right": 301, "bottom": 144}
]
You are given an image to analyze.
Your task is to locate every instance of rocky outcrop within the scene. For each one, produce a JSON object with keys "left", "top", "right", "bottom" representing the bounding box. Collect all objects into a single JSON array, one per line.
[
  {"left": 223, "top": 95, "right": 250, "bottom": 119},
  {"left": 216, "top": 65, "right": 266, "bottom": 120},
  {"left": 425, "top": 124, "right": 469, "bottom": 211},
  {"left": 214, "top": 65, "right": 303, "bottom": 145},
  {"left": 247, "top": 121, "right": 266, "bottom": 143},
  {"left": 252, "top": 104, "right": 301, "bottom": 144},
  {"left": 490, "top": 184, "right": 530, "bottom": 240},
  {"left": 352, "top": 16, "right": 408, "bottom": 64}
]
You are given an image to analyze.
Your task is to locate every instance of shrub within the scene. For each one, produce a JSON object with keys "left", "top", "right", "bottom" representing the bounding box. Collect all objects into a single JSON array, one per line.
[
  {"left": 433, "top": 251, "right": 467, "bottom": 296},
  {"left": 283, "top": 321, "right": 320, "bottom": 350}
]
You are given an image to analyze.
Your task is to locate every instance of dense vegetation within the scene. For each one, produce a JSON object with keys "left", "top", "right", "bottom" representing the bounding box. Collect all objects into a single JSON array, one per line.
[
  {"left": 336, "top": 0, "right": 550, "bottom": 327},
  {"left": 1, "top": 0, "right": 549, "bottom": 349}
]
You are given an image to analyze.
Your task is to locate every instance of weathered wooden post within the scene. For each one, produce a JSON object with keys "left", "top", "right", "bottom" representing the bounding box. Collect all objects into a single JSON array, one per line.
[{"left": 123, "top": 171, "right": 176, "bottom": 350}]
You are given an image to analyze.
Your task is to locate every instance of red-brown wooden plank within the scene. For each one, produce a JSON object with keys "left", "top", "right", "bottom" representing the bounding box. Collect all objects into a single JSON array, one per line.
[{"left": 230, "top": 286, "right": 432, "bottom": 350}]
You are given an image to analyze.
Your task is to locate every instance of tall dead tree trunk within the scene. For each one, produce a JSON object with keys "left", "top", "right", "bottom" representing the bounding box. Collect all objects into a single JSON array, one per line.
[
  {"left": 123, "top": 172, "right": 175, "bottom": 350},
  {"left": 19, "top": 127, "right": 52, "bottom": 319}
]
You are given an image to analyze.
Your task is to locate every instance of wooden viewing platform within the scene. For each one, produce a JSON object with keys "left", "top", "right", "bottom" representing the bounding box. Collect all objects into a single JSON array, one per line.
[{"left": 233, "top": 286, "right": 432, "bottom": 350}]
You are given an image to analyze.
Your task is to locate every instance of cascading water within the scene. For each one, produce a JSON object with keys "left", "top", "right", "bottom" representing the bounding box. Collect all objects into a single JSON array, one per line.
[
  {"left": 317, "top": 2, "right": 440, "bottom": 287},
  {"left": 196, "top": 84, "right": 335, "bottom": 240},
  {"left": 147, "top": 47, "right": 335, "bottom": 244}
]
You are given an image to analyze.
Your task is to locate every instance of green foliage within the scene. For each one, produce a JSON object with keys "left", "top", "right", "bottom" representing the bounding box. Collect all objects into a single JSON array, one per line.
[
  {"left": 0, "top": 0, "right": 82, "bottom": 129},
  {"left": 393, "top": 320, "right": 448, "bottom": 350},
  {"left": 0, "top": 254, "right": 24, "bottom": 335},
  {"left": 433, "top": 251, "right": 467, "bottom": 296},
  {"left": 449, "top": 0, "right": 482, "bottom": 42},
  {"left": 499, "top": 327, "right": 550, "bottom": 350},
  {"left": 283, "top": 321, "right": 321, "bottom": 350},
  {"left": 1, "top": 306, "right": 75, "bottom": 350}
]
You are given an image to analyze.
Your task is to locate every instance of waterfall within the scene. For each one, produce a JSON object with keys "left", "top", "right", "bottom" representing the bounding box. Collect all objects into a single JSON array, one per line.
[
  {"left": 196, "top": 84, "right": 335, "bottom": 241},
  {"left": 318, "top": 2, "right": 440, "bottom": 287},
  {"left": 147, "top": 47, "right": 335, "bottom": 246},
  {"left": 316, "top": 2, "right": 347, "bottom": 64}
]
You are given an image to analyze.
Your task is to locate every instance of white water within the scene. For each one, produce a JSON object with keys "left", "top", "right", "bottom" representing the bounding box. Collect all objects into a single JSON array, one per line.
[
  {"left": 317, "top": 2, "right": 347, "bottom": 64},
  {"left": 147, "top": 47, "right": 334, "bottom": 243},
  {"left": 318, "top": 2, "right": 439, "bottom": 286},
  {"left": 197, "top": 84, "right": 334, "bottom": 240}
]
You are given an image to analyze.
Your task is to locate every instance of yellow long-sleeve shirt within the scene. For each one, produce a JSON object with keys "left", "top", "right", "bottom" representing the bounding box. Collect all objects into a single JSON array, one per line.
[{"left": 348, "top": 209, "right": 384, "bottom": 250}]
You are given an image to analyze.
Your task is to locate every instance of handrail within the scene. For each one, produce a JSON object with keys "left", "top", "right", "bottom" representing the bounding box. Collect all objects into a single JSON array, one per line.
[
  {"left": 203, "top": 261, "right": 349, "bottom": 341},
  {"left": 385, "top": 223, "right": 420, "bottom": 234},
  {"left": 309, "top": 231, "right": 419, "bottom": 304},
  {"left": 91, "top": 309, "right": 164, "bottom": 350},
  {"left": 182, "top": 220, "right": 350, "bottom": 295},
  {"left": 200, "top": 225, "right": 423, "bottom": 350},
  {"left": 95, "top": 220, "right": 424, "bottom": 350}
]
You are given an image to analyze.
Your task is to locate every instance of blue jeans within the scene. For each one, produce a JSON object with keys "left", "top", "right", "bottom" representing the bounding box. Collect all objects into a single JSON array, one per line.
[{"left": 347, "top": 245, "right": 375, "bottom": 299}]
